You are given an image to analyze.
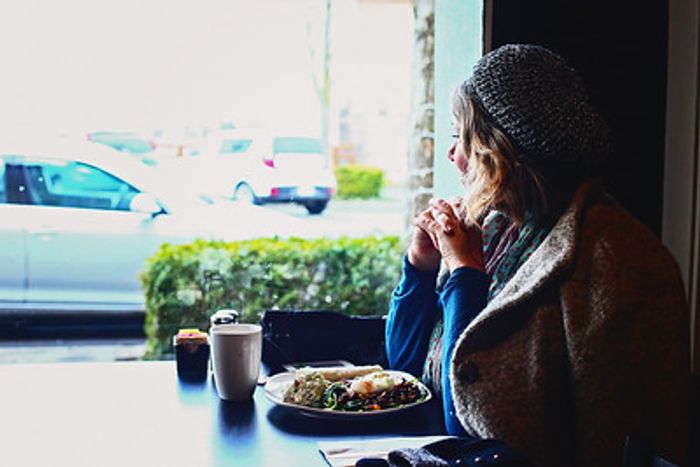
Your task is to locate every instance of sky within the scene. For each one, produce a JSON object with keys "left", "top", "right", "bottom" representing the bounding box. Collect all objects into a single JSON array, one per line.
[{"left": 0, "top": 0, "right": 326, "bottom": 137}]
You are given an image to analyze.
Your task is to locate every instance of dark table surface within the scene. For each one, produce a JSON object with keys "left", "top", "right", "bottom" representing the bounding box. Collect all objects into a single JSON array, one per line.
[{"left": 0, "top": 361, "right": 445, "bottom": 467}]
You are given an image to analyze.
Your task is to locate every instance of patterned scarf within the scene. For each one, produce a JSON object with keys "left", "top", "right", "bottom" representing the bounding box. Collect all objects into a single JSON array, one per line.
[{"left": 421, "top": 210, "right": 554, "bottom": 394}]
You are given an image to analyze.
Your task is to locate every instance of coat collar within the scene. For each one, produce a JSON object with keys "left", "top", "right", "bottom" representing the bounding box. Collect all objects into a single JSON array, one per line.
[{"left": 460, "top": 180, "right": 600, "bottom": 338}]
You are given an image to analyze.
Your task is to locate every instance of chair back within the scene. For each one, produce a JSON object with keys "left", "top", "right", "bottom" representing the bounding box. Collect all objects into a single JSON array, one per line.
[
  {"left": 260, "top": 309, "right": 387, "bottom": 374},
  {"left": 623, "top": 435, "right": 679, "bottom": 467}
]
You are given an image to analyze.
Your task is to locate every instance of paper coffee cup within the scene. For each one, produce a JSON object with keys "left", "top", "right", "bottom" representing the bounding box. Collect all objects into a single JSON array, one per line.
[{"left": 210, "top": 324, "right": 262, "bottom": 401}]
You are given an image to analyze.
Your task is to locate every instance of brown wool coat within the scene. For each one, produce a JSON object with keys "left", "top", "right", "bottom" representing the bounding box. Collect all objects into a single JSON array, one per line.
[{"left": 449, "top": 182, "right": 691, "bottom": 467}]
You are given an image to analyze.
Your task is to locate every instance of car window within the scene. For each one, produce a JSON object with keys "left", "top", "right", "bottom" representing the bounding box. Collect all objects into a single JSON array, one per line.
[
  {"left": 25, "top": 160, "right": 139, "bottom": 211},
  {"left": 220, "top": 139, "right": 253, "bottom": 154},
  {"left": 273, "top": 137, "right": 322, "bottom": 155}
]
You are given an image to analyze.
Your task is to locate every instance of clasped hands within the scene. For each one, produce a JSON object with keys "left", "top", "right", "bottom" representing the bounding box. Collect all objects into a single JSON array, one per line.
[{"left": 407, "top": 198, "right": 484, "bottom": 274}]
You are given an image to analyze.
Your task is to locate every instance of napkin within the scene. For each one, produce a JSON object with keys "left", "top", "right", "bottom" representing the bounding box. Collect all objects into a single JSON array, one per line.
[{"left": 318, "top": 436, "right": 448, "bottom": 467}]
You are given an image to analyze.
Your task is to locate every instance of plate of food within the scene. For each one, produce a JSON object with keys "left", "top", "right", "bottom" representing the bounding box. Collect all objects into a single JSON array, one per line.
[{"left": 264, "top": 364, "right": 432, "bottom": 419}]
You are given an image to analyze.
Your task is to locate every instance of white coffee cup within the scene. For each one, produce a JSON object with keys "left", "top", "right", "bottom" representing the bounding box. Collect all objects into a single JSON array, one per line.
[{"left": 210, "top": 323, "right": 262, "bottom": 401}]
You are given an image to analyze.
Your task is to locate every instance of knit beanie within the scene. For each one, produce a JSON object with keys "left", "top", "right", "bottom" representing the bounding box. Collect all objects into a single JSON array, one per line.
[{"left": 467, "top": 44, "right": 613, "bottom": 173}]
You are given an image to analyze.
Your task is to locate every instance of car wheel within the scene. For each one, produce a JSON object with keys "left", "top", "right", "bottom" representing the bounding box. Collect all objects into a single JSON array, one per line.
[
  {"left": 304, "top": 200, "right": 328, "bottom": 215},
  {"left": 234, "top": 183, "right": 261, "bottom": 205}
]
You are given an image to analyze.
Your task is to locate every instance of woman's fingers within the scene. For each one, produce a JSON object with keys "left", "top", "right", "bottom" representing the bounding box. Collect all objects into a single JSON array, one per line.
[
  {"left": 408, "top": 216, "right": 442, "bottom": 272},
  {"left": 435, "top": 212, "right": 454, "bottom": 234},
  {"left": 430, "top": 198, "right": 453, "bottom": 211},
  {"left": 415, "top": 209, "right": 442, "bottom": 241},
  {"left": 429, "top": 198, "right": 459, "bottom": 234}
]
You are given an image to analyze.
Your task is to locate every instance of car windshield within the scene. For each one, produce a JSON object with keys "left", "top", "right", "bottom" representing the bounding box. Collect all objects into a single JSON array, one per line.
[
  {"left": 273, "top": 137, "right": 323, "bottom": 155},
  {"left": 89, "top": 133, "right": 154, "bottom": 154}
]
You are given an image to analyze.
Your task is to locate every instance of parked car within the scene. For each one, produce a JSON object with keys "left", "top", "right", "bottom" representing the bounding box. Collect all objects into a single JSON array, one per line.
[
  {"left": 201, "top": 129, "right": 336, "bottom": 215},
  {"left": 0, "top": 138, "right": 303, "bottom": 314},
  {"left": 87, "top": 131, "right": 158, "bottom": 165}
]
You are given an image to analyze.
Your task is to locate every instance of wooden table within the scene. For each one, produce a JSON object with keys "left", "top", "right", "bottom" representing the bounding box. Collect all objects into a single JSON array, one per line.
[{"left": 0, "top": 361, "right": 444, "bottom": 466}]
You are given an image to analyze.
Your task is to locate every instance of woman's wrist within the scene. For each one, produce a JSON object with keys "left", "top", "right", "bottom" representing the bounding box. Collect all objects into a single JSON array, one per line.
[
  {"left": 407, "top": 247, "right": 440, "bottom": 273},
  {"left": 444, "top": 255, "right": 484, "bottom": 273}
]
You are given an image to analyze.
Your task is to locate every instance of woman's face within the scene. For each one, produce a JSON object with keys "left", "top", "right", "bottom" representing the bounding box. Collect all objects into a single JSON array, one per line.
[{"left": 448, "top": 120, "right": 469, "bottom": 175}]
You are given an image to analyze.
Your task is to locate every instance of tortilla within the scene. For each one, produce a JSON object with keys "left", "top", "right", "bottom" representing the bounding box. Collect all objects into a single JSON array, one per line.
[{"left": 299, "top": 364, "right": 383, "bottom": 381}]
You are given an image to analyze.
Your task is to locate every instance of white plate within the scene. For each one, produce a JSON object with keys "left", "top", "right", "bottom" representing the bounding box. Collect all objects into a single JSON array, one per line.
[{"left": 264, "top": 370, "right": 432, "bottom": 419}]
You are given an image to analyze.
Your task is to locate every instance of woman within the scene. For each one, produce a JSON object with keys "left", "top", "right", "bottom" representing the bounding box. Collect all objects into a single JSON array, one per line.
[{"left": 385, "top": 44, "right": 690, "bottom": 467}]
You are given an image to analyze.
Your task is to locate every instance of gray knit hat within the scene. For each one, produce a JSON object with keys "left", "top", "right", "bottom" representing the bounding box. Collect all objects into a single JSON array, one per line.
[{"left": 467, "top": 44, "right": 613, "bottom": 173}]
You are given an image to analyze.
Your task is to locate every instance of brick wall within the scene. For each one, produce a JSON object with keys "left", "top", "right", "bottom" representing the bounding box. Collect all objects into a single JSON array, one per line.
[{"left": 405, "top": 0, "right": 435, "bottom": 236}]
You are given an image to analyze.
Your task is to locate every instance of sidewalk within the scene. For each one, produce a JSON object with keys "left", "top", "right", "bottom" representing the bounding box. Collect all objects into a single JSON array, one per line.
[{"left": 0, "top": 338, "right": 146, "bottom": 364}]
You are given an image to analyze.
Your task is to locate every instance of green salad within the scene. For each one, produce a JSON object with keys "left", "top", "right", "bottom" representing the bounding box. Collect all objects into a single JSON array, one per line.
[{"left": 282, "top": 369, "right": 428, "bottom": 412}]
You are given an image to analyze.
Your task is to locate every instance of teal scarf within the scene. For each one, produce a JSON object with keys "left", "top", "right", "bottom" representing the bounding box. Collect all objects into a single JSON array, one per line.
[{"left": 481, "top": 210, "right": 552, "bottom": 300}]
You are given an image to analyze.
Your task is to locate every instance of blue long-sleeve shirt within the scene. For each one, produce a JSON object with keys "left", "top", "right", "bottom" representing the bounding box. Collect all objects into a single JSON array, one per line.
[{"left": 385, "top": 256, "right": 488, "bottom": 435}]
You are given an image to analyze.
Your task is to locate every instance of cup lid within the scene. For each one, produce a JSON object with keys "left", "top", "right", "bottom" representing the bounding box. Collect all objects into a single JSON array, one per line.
[
  {"left": 210, "top": 309, "right": 239, "bottom": 326},
  {"left": 210, "top": 323, "right": 261, "bottom": 335}
]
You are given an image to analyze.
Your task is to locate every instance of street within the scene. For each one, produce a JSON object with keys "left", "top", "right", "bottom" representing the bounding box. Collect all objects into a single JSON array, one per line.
[
  {"left": 0, "top": 338, "right": 146, "bottom": 364},
  {"left": 266, "top": 185, "right": 408, "bottom": 238}
]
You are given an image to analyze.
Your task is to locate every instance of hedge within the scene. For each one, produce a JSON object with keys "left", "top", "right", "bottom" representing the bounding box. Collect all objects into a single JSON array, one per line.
[
  {"left": 140, "top": 236, "right": 403, "bottom": 359},
  {"left": 334, "top": 165, "right": 384, "bottom": 199}
]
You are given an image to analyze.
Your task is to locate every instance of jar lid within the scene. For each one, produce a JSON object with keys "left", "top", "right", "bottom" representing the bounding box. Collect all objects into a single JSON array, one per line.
[{"left": 173, "top": 328, "right": 208, "bottom": 345}]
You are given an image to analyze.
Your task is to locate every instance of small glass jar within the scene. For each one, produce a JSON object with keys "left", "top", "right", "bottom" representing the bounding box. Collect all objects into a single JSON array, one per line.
[{"left": 174, "top": 328, "right": 210, "bottom": 382}]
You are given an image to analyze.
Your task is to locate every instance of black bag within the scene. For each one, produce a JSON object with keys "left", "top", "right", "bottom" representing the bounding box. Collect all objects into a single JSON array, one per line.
[
  {"left": 386, "top": 437, "right": 535, "bottom": 467},
  {"left": 260, "top": 309, "right": 388, "bottom": 374}
]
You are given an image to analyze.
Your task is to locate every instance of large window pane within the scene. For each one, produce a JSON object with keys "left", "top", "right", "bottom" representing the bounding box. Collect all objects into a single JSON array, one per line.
[{"left": 0, "top": 0, "right": 414, "bottom": 363}]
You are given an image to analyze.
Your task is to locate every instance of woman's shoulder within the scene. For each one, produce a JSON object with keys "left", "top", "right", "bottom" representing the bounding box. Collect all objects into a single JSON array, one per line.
[
  {"left": 579, "top": 192, "right": 683, "bottom": 280},
  {"left": 584, "top": 193, "right": 662, "bottom": 247}
]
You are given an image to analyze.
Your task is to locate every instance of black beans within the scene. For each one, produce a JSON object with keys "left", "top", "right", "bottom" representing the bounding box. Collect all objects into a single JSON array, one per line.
[{"left": 334, "top": 379, "right": 424, "bottom": 411}]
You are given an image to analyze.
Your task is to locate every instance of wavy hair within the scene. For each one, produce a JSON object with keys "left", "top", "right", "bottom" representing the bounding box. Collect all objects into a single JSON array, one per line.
[{"left": 452, "top": 81, "right": 577, "bottom": 226}]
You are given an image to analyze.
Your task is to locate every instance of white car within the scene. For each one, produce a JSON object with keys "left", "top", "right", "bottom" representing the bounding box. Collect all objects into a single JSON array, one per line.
[
  {"left": 199, "top": 128, "right": 337, "bottom": 214},
  {"left": 0, "top": 139, "right": 304, "bottom": 314}
]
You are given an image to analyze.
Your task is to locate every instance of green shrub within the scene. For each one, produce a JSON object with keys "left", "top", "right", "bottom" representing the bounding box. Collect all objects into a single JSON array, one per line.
[
  {"left": 335, "top": 165, "right": 384, "bottom": 199},
  {"left": 140, "top": 236, "right": 403, "bottom": 359}
]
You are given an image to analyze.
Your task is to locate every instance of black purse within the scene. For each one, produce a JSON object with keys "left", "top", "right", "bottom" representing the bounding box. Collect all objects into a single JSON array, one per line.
[
  {"left": 260, "top": 309, "right": 388, "bottom": 374},
  {"left": 386, "top": 437, "right": 535, "bottom": 467}
]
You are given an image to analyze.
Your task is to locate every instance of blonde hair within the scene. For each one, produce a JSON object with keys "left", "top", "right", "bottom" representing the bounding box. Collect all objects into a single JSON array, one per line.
[{"left": 453, "top": 81, "right": 572, "bottom": 226}]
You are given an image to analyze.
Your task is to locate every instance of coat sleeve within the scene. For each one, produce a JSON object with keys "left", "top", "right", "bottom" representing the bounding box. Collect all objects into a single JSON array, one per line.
[{"left": 385, "top": 255, "right": 439, "bottom": 377}]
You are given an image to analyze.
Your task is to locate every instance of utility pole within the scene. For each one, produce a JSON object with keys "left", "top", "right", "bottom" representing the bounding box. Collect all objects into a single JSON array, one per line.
[{"left": 306, "top": 0, "right": 332, "bottom": 166}]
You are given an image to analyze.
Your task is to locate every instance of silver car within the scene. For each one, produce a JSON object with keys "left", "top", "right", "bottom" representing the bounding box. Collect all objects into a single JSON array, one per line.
[{"left": 0, "top": 138, "right": 303, "bottom": 314}]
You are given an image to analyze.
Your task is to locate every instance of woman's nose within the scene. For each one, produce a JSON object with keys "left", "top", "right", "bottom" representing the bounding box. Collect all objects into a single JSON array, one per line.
[{"left": 447, "top": 142, "right": 456, "bottom": 162}]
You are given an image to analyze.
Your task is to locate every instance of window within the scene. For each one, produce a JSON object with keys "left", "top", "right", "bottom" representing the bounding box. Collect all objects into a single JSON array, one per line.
[
  {"left": 273, "top": 137, "right": 323, "bottom": 155},
  {"left": 0, "top": 1, "right": 414, "bottom": 365},
  {"left": 220, "top": 139, "right": 253, "bottom": 154},
  {"left": 25, "top": 160, "right": 139, "bottom": 211}
]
